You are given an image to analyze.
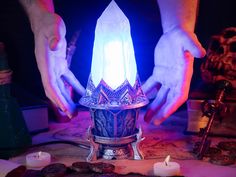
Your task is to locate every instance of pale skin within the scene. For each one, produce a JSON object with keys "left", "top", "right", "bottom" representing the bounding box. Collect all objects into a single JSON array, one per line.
[
  {"left": 142, "top": 0, "right": 206, "bottom": 125},
  {"left": 19, "top": 0, "right": 205, "bottom": 123},
  {"left": 19, "top": 0, "right": 85, "bottom": 118}
]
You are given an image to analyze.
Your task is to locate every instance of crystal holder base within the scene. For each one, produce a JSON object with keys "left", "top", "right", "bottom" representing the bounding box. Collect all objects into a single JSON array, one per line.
[
  {"left": 87, "top": 126, "right": 144, "bottom": 161},
  {"left": 80, "top": 77, "right": 148, "bottom": 161}
]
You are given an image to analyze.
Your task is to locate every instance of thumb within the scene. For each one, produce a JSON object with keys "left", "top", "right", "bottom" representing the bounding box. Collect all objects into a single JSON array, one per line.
[
  {"left": 184, "top": 34, "right": 206, "bottom": 58},
  {"left": 48, "top": 36, "right": 59, "bottom": 51},
  {"left": 48, "top": 35, "right": 67, "bottom": 54},
  {"left": 46, "top": 14, "right": 66, "bottom": 51},
  {"left": 49, "top": 36, "right": 59, "bottom": 51}
]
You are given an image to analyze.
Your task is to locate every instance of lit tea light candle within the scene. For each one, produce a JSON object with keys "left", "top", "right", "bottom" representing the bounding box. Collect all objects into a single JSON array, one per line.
[
  {"left": 153, "top": 155, "right": 181, "bottom": 176},
  {"left": 26, "top": 151, "right": 51, "bottom": 168}
]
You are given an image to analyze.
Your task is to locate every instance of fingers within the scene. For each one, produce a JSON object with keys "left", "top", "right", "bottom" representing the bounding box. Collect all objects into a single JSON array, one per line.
[
  {"left": 154, "top": 90, "right": 187, "bottom": 125},
  {"left": 62, "top": 70, "right": 86, "bottom": 96},
  {"left": 144, "top": 86, "right": 169, "bottom": 123},
  {"left": 144, "top": 86, "right": 187, "bottom": 125},
  {"left": 44, "top": 78, "right": 74, "bottom": 118},
  {"left": 57, "top": 77, "right": 77, "bottom": 116},
  {"left": 44, "top": 71, "right": 82, "bottom": 119},
  {"left": 143, "top": 28, "right": 203, "bottom": 125},
  {"left": 144, "top": 51, "right": 192, "bottom": 125},
  {"left": 142, "top": 75, "right": 159, "bottom": 97},
  {"left": 33, "top": 13, "right": 79, "bottom": 118},
  {"left": 35, "top": 31, "right": 74, "bottom": 118}
]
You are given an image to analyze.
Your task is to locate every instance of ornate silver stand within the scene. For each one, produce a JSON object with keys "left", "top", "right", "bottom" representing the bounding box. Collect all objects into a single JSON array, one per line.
[
  {"left": 80, "top": 76, "right": 148, "bottom": 161},
  {"left": 86, "top": 109, "right": 145, "bottom": 161}
]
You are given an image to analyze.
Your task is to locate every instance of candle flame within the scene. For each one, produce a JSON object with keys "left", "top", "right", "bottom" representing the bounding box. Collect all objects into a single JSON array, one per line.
[
  {"left": 37, "top": 151, "right": 42, "bottom": 159},
  {"left": 164, "top": 155, "right": 170, "bottom": 166}
]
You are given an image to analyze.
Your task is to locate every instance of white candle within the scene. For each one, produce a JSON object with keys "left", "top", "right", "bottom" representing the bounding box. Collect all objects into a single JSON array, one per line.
[
  {"left": 26, "top": 151, "right": 51, "bottom": 168},
  {"left": 153, "top": 155, "right": 180, "bottom": 176}
]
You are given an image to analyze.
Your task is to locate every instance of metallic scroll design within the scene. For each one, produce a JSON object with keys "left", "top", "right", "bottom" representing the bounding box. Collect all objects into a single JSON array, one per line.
[
  {"left": 91, "top": 109, "right": 138, "bottom": 137},
  {"left": 132, "top": 126, "right": 145, "bottom": 160},
  {"left": 86, "top": 126, "right": 99, "bottom": 161},
  {"left": 80, "top": 75, "right": 149, "bottom": 109}
]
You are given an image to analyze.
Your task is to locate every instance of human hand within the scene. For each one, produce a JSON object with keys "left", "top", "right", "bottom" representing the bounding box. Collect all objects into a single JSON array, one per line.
[
  {"left": 142, "top": 27, "right": 206, "bottom": 125},
  {"left": 32, "top": 12, "right": 85, "bottom": 118}
]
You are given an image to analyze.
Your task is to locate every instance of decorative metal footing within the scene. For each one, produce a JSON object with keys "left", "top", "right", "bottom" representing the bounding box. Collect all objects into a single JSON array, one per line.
[
  {"left": 86, "top": 126, "right": 144, "bottom": 161},
  {"left": 80, "top": 76, "right": 148, "bottom": 161}
]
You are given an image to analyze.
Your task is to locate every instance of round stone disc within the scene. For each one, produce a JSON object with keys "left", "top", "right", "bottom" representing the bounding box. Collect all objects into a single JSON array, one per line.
[
  {"left": 41, "top": 163, "right": 67, "bottom": 177},
  {"left": 71, "top": 161, "right": 91, "bottom": 173},
  {"left": 218, "top": 141, "right": 236, "bottom": 151},
  {"left": 6, "top": 166, "right": 26, "bottom": 177},
  {"left": 89, "top": 162, "right": 115, "bottom": 173},
  {"left": 210, "top": 154, "right": 235, "bottom": 166},
  {"left": 204, "top": 147, "right": 222, "bottom": 157}
]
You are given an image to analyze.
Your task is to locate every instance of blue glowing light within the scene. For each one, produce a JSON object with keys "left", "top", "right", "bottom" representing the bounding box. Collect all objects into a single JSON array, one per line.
[{"left": 91, "top": 0, "right": 137, "bottom": 90}]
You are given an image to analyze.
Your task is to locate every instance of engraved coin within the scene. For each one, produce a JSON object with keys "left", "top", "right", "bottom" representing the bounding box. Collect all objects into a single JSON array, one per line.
[
  {"left": 6, "top": 166, "right": 26, "bottom": 177},
  {"left": 204, "top": 147, "right": 222, "bottom": 157},
  {"left": 210, "top": 154, "right": 235, "bottom": 166},
  {"left": 71, "top": 161, "right": 91, "bottom": 173},
  {"left": 92, "top": 173, "right": 119, "bottom": 177},
  {"left": 89, "top": 162, "right": 115, "bottom": 173},
  {"left": 22, "top": 170, "right": 42, "bottom": 177},
  {"left": 41, "top": 163, "right": 67, "bottom": 177},
  {"left": 218, "top": 141, "right": 236, "bottom": 151}
]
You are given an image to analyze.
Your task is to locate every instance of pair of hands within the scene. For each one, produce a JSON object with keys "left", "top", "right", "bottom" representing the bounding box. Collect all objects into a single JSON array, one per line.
[{"left": 33, "top": 13, "right": 205, "bottom": 123}]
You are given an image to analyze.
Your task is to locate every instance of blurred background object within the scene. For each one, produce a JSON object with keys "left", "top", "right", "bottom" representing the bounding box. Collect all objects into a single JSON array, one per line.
[
  {"left": 0, "top": 42, "right": 32, "bottom": 159},
  {"left": 187, "top": 26, "right": 236, "bottom": 137}
]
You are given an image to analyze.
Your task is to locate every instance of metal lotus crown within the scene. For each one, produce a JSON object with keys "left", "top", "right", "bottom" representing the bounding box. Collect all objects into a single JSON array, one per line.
[{"left": 79, "top": 74, "right": 149, "bottom": 110}]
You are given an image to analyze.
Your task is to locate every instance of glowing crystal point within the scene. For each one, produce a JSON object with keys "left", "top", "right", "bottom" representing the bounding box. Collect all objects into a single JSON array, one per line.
[
  {"left": 91, "top": 0, "right": 137, "bottom": 90},
  {"left": 79, "top": 0, "right": 148, "bottom": 109}
]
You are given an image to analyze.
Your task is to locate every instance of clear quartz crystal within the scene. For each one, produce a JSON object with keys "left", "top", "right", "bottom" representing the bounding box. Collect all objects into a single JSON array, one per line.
[
  {"left": 80, "top": 0, "right": 148, "bottom": 109},
  {"left": 91, "top": 0, "right": 137, "bottom": 90}
]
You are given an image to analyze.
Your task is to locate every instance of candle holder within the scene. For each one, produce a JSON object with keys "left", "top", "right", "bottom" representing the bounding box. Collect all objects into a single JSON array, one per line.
[{"left": 79, "top": 0, "right": 148, "bottom": 161}]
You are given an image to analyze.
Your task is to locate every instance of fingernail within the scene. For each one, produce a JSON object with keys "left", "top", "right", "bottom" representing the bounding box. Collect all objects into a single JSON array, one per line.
[
  {"left": 50, "top": 37, "right": 59, "bottom": 50},
  {"left": 59, "top": 109, "right": 72, "bottom": 119},
  {"left": 66, "top": 112, "right": 73, "bottom": 119}
]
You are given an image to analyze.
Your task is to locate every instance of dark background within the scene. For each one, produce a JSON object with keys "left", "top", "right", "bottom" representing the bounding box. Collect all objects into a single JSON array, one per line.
[{"left": 0, "top": 0, "right": 235, "bottom": 101}]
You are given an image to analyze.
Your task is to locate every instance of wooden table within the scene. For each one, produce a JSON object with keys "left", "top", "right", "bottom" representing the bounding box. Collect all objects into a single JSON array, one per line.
[{"left": 4, "top": 109, "right": 236, "bottom": 177}]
